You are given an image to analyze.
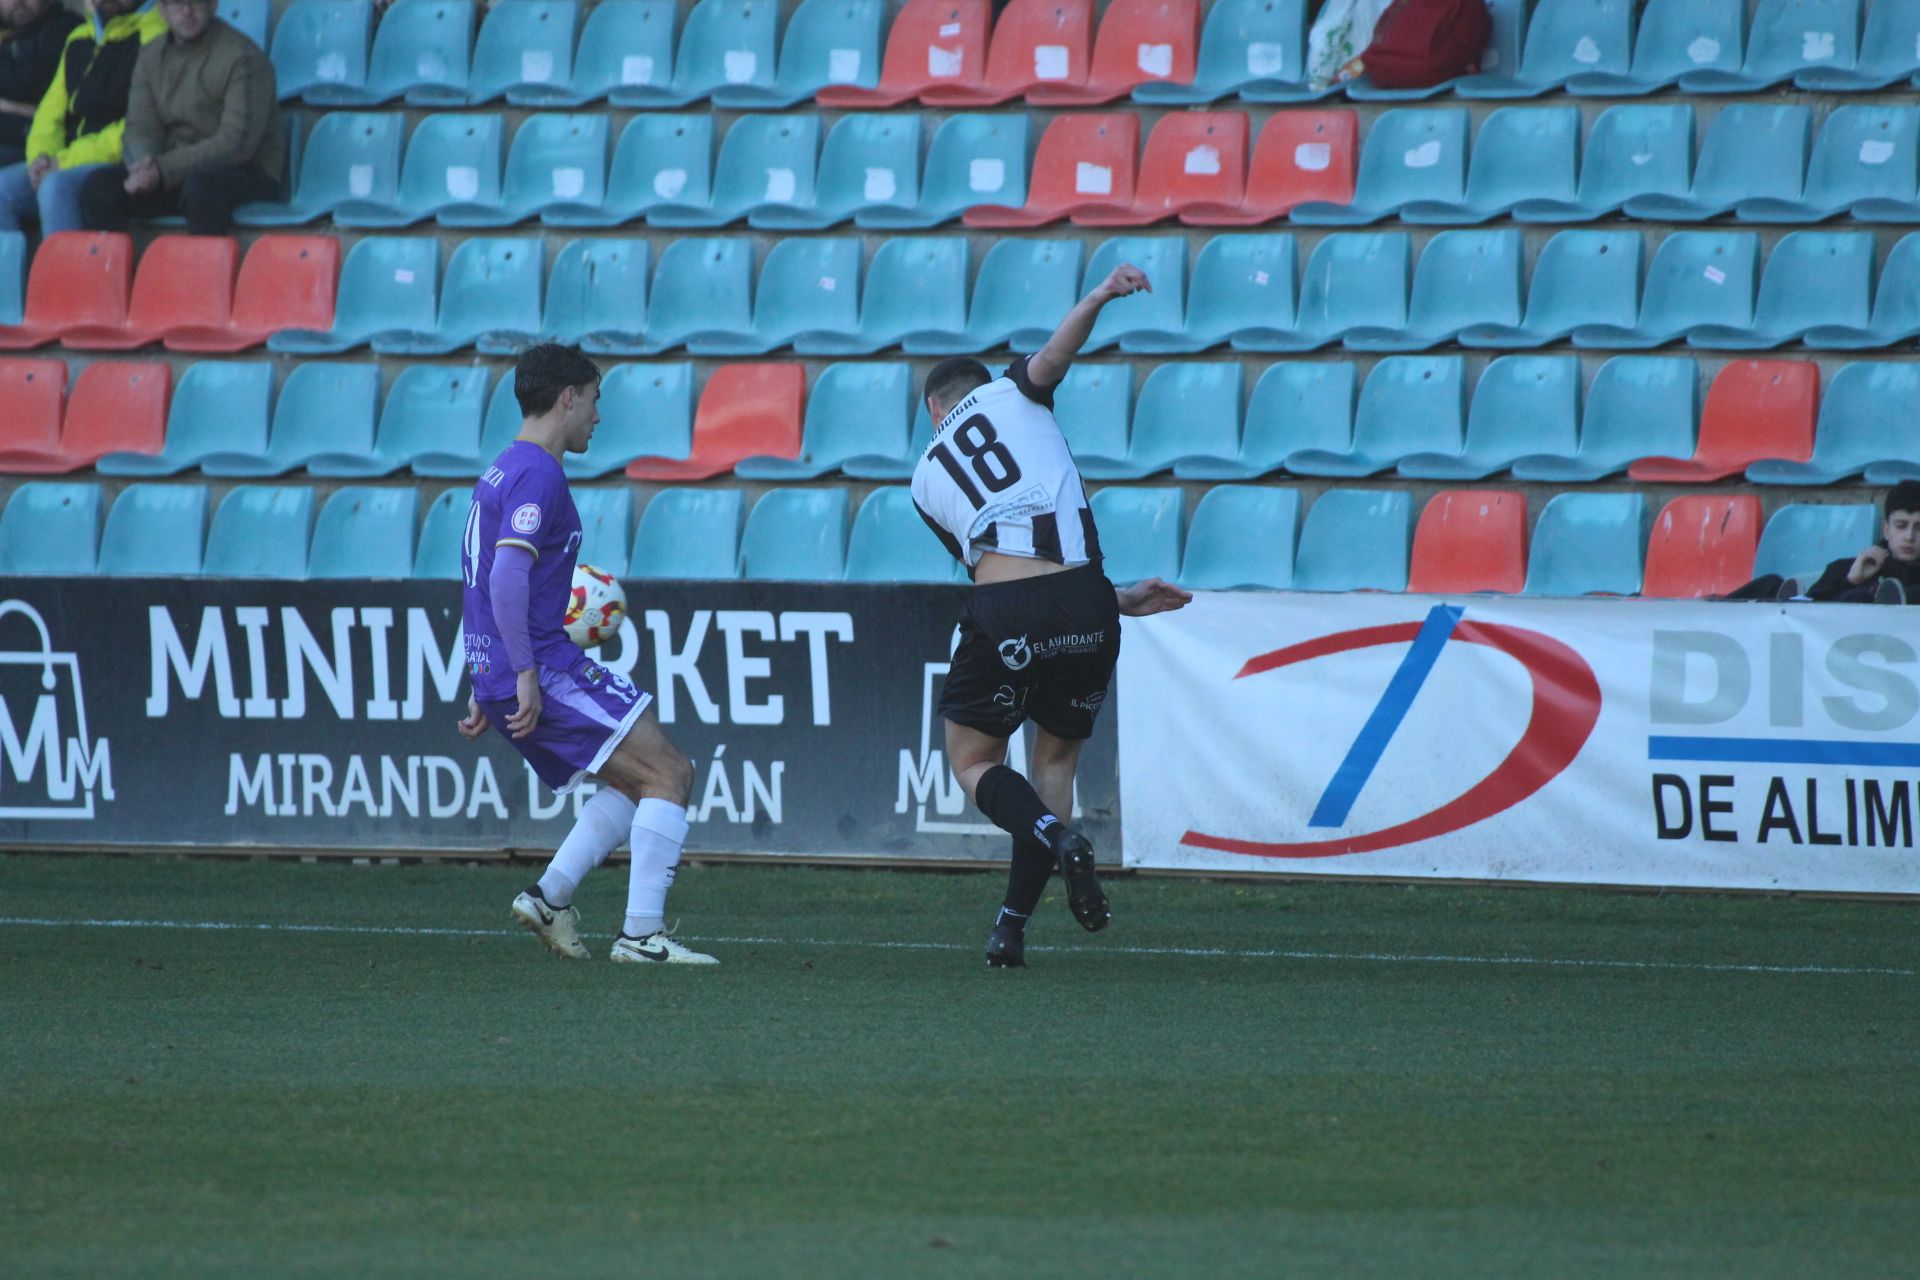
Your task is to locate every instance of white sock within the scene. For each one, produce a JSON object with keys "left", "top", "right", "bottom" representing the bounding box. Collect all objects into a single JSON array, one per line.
[
  {"left": 535, "top": 789, "right": 636, "bottom": 908},
  {"left": 624, "top": 797, "right": 689, "bottom": 937}
]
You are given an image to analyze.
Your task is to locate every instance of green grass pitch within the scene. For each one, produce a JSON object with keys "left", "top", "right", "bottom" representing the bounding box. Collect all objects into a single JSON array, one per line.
[{"left": 2, "top": 854, "right": 1916, "bottom": 1278}]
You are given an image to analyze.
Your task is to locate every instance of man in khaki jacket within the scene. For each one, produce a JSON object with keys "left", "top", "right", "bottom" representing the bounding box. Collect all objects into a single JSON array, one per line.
[{"left": 78, "top": 0, "right": 281, "bottom": 234}]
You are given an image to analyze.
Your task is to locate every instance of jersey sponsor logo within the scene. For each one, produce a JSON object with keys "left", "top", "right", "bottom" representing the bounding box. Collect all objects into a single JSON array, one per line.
[
  {"left": 511, "top": 503, "right": 542, "bottom": 535},
  {"left": 998, "top": 636, "right": 1032, "bottom": 670}
]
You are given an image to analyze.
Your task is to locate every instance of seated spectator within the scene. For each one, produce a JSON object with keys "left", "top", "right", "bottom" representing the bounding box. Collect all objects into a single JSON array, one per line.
[
  {"left": 0, "top": 0, "right": 80, "bottom": 169},
  {"left": 1728, "top": 481, "right": 1920, "bottom": 605},
  {"left": 79, "top": 0, "right": 281, "bottom": 236},
  {"left": 0, "top": 0, "right": 163, "bottom": 234}
]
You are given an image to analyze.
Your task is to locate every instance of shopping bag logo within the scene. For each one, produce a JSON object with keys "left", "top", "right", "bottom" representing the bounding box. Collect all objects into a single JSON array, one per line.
[{"left": 0, "top": 600, "right": 113, "bottom": 819}]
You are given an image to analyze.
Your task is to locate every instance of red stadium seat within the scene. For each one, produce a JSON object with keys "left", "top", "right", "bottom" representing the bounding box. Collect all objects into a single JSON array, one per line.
[
  {"left": 1643, "top": 495, "right": 1763, "bottom": 599},
  {"left": 1407, "top": 489, "right": 1527, "bottom": 595},
  {"left": 63, "top": 235, "right": 238, "bottom": 350},
  {"left": 0, "top": 233, "right": 133, "bottom": 351},
  {"left": 1073, "top": 110, "right": 1248, "bottom": 226},
  {"left": 57, "top": 360, "right": 171, "bottom": 470},
  {"left": 921, "top": 0, "right": 1093, "bottom": 106},
  {"left": 1026, "top": 0, "right": 1199, "bottom": 105},
  {"left": 964, "top": 112, "right": 1138, "bottom": 227},
  {"left": 817, "top": 0, "right": 992, "bottom": 107},
  {"left": 627, "top": 364, "right": 804, "bottom": 481},
  {"left": 0, "top": 358, "right": 71, "bottom": 473},
  {"left": 1628, "top": 361, "right": 1817, "bottom": 484},
  {"left": 169, "top": 235, "right": 340, "bottom": 352},
  {"left": 1182, "top": 109, "right": 1358, "bottom": 225}
]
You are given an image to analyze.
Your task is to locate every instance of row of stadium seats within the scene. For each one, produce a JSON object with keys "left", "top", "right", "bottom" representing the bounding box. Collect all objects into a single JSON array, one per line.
[
  {"left": 0, "top": 477, "right": 1872, "bottom": 602},
  {"left": 265, "top": 0, "right": 1920, "bottom": 111},
  {"left": 11, "top": 351, "right": 1920, "bottom": 488}
]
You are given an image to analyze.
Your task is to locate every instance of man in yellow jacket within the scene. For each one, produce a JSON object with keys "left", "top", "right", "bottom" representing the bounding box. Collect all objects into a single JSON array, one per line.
[{"left": 0, "top": 0, "right": 164, "bottom": 234}]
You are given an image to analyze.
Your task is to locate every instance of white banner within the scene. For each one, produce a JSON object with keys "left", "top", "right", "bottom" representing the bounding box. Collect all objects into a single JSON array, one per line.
[{"left": 1117, "top": 593, "right": 1920, "bottom": 893}]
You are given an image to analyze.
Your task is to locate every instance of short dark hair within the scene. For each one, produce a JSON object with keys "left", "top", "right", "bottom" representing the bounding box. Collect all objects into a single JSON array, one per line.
[
  {"left": 513, "top": 343, "right": 600, "bottom": 418},
  {"left": 923, "top": 358, "right": 992, "bottom": 414},
  {"left": 1888, "top": 480, "right": 1920, "bottom": 520}
]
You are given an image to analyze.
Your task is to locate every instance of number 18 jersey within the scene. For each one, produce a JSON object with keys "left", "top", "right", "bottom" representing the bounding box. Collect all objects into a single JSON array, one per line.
[{"left": 910, "top": 357, "right": 1103, "bottom": 574}]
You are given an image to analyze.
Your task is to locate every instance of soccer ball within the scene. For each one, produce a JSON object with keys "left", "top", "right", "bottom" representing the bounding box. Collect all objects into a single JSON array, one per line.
[{"left": 563, "top": 564, "right": 627, "bottom": 648}]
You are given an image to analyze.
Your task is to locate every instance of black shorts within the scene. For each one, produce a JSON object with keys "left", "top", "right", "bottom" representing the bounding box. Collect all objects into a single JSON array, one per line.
[{"left": 939, "top": 562, "right": 1121, "bottom": 740}]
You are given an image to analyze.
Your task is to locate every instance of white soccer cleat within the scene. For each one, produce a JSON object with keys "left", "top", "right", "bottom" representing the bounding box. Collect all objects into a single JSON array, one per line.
[
  {"left": 511, "top": 890, "right": 590, "bottom": 961},
  {"left": 609, "top": 930, "right": 719, "bottom": 966}
]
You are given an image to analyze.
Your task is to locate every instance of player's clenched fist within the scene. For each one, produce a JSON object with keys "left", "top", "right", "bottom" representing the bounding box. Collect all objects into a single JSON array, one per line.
[{"left": 1094, "top": 264, "right": 1151, "bottom": 301}]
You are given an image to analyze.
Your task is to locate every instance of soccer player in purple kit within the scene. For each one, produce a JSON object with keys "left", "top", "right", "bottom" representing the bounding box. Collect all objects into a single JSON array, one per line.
[{"left": 456, "top": 343, "right": 718, "bottom": 966}]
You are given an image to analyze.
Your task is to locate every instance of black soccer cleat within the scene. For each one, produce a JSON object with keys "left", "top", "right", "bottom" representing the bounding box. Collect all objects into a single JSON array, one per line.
[
  {"left": 1051, "top": 827, "right": 1110, "bottom": 933},
  {"left": 985, "top": 921, "right": 1027, "bottom": 968}
]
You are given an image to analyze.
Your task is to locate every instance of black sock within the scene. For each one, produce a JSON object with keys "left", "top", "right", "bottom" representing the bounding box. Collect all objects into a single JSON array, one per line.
[
  {"left": 1001, "top": 835, "right": 1055, "bottom": 921},
  {"left": 974, "top": 764, "right": 1062, "bottom": 847}
]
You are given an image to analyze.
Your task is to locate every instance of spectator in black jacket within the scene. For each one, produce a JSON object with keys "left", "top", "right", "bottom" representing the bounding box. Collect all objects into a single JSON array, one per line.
[
  {"left": 0, "top": 0, "right": 79, "bottom": 168},
  {"left": 1728, "top": 482, "right": 1920, "bottom": 604}
]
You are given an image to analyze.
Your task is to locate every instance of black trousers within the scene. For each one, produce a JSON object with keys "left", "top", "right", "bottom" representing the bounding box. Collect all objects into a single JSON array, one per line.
[{"left": 78, "top": 162, "right": 277, "bottom": 236}]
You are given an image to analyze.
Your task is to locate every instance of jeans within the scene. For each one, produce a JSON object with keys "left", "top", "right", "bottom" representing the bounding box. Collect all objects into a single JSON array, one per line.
[
  {"left": 79, "top": 161, "right": 278, "bottom": 236},
  {"left": 0, "top": 161, "right": 104, "bottom": 233}
]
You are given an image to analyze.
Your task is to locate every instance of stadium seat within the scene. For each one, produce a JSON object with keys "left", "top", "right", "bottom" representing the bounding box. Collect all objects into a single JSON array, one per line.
[
  {"left": 1136, "top": 0, "right": 1312, "bottom": 104},
  {"left": 1802, "top": 0, "right": 1920, "bottom": 88},
  {"left": 303, "top": 365, "right": 488, "bottom": 477},
  {"left": 1757, "top": 105, "right": 1920, "bottom": 222},
  {"left": 1090, "top": 487, "right": 1184, "bottom": 582},
  {"left": 167, "top": 236, "right": 338, "bottom": 353},
  {"left": 540, "top": 238, "right": 650, "bottom": 351},
  {"left": 1027, "top": 0, "right": 1199, "bottom": 104},
  {"left": 565, "top": 362, "right": 696, "bottom": 479},
  {"left": 1750, "top": 362, "right": 1920, "bottom": 484},
  {"left": 1459, "top": 229, "right": 1642, "bottom": 349},
  {"left": 272, "top": 0, "right": 373, "bottom": 103},
  {"left": 101, "top": 361, "right": 272, "bottom": 478},
  {"left": 1630, "top": 360, "right": 1817, "bottom": 483},
  {"left": 1177, "top": 486, "right": 1298, "bottom": 589},
  {"left": 1053, "top": 363, "right": 1134, "bottom": 461},
  {"left": 1755, "top": 503, "right": 1880, "bottom": 584},
  {"left": 409, "top": 488, "right": 467, "bottom": 579},
  {"left": 1345, "top": 0, "right": 1525, "bottom": 98},
  {"left": 652, "top": 114, "right": 820, "bottom": 227},
  {"left": 1293, "top": 489, "right": 1411, "bottom": 592},
  {"left": 771, "top": 114, "right": 918, "bottom": 229},
  {"left": 845, "top": 487, "right": 961, "bottom": 583},
  {"left": 906, "top": 238, "right": 1083, "bottom": 354},
  {"left": 97, "top": 483, "right": 209, "bottom": 576},
  {"left": 467, "top": 0, "right": 578, "bottom": 104},
  {"left": 438, "top": 114, "right": 609, "bottom": 229},
  {"left": 218, "top": 0, "right": 270, "bottom": 45},
  {"left": 1807, "top": 232, "right": 1920, "bottom": 348},
  {"left": 270, "top": 235, "right": 437, "bottom": 354},
  {"left": 965, "top": 112, "right": 1138, "bottom": 227},
  {"left": 1288, "top": 355, "right": 1463, "bottom": 477},
  {"left": 921, "top": 0, "right": 1094, "bottom": 106},
  {"left": 0, "top": 233, "right": 132, "bottom": 351},
  {"left": 628, "top": 363, "right": 804, "bottom": 480},
  {"left": 1079, "top": 361, "right": 1241, "bottom": 478},
  {"left": 0, "top": 230, "right": 21, "bottom": 325},
  {"left": 562, "top": 0, "right": 671, "bottom": 103},
  {"left": 1181, "top": 109, "right": 1354, "bottom": 224},
  {"left": 1620, "top": 104, "right": 1808, "bottom": 222},
  {"left": 322, "top": 112, "right": 496, "bottom": 227},
  {"left": 798, "top": 235, "right": 967, "bottom": 355},
  {"left": 817, "top": 0, "right": 991, "bottom": 106},
  {"left": 740, "top": 488, "right": 850, "bottom": 580},
  {"left": 1688, "top": 231, "right": 1875, "bottom": 349},
  {"left": 1523, "top": 493, "right": 1648, "bottom": 596},
  {"left": 1399, "top": 355, "right": 1580, "bottom": 480},
  {"left": 229, "top": 362, "right": 381, "bottom": 477},
  {"left": 59, "top": 235, "right": 233, "bottom": 351},
  {"left": 1407, "top": 490, "right": 1526, "bottom": 595},
  {"left": 843, "top": 398, "right": 934, "bottom": 480},
  {"left": 627, "top": 237, "right": 753, "bottom": 354},
  {"left": 0, "top": 358, "right": 69, "bottom": 472},
  {"left": 1512, "top": 104, "right": 1694, "bottom": 221},
  {"left": 1678, "top": 0, "right": 1860, "bottom": 93},
  {"left": 308, "top": 487, "right": 419, "bottom": 578},
  {"left": 203, "top": 486, "right": 316, "bottom": 578},
  {"left": 630, "top": 0, "right": 777, "bottom": 104},
  {"left": 331, "top": 0, "right": 474, "bottom": 105},
  {"left": 1176, "top": 361, "right": 1352, "bottom": 480},
  {"left": 1565, "top": 0, "right": 1743, "bottom": 95},
  {"left": 377, "top": 237, "right": 542, "bottom": 356},
  {"left": 1573, "top": 231, "right": 1760, "bottom": 349},
  {"left": 1231, "top": 230, "right": 1407, "bottom": 352},
  {"left": 1120, "top": 232, "right": 1291, "bottom": 354},
  {"left": 238, "top": 110, "right": 403, "bottom": 225},
  {"left": 1456, "top": 0, "right": 1633, "bottom": 97},
  {"left": 68, "top": 364, "right": 174, "bottom": 475},
  {"left": 1513, "top": 355, "right": 1698, "bottom": 483},
  {"left": 1074, "top": 111, "right": 1248, "bottom": 225},
  {"left": 857, "top": 112, "right": 1027, "bottom": 228},
  {"left": 573, "top": 488, "right": 634, "bottom": 573},
  {"left": 1402, "top": 107, "right": 1578, "bottom": 224},
  {"left": 736, "top": 361, "right": 911, "bottom": 478},
  {"left": 1343, "top": 228, "right": 1523, "bottom": 351},
  {"left": 628, "top": 488, "right": 746, "bottom": 579},
  {"left": 1081, "top": 236, "right": 1187, "bottom": 350},
  {"left": 1291, "top": 109, "right": 1466, "bottom": 226},
  {"left": 715, "top": 0, "right": 882, "bottom": 107},
  {"left": 0, "top": 482, "right": 100, "bottom": 574},
  {"left": 1642, "top": 494, "right": 1763, "bottom": 599},
  {"left": 546, "top": 114, "right": 711, "bottom": 226}
]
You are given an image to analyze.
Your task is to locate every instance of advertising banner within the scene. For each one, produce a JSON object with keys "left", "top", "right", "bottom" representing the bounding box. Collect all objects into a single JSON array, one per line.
[
  {"left": 1117, "top": 592, "right": 1920, "bottom": 893},
  {"left": 0, "top": 579, "right": 1117, "bottom": 859}
]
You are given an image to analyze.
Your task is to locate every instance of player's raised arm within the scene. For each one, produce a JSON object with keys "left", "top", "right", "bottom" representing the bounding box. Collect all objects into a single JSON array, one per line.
[{"left": 1026, "top": 264, "right": 1151, "bottom": 392}]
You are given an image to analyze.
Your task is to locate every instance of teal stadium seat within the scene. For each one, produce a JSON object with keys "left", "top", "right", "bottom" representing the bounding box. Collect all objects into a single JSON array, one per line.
[
  {"left": 797, "top": 234, "right": 966, "bottom": 355},
  {"left": 539, "top": 238, "right": 650, "bottom": 349},
  {"left": 1080, "top": 362, "right": 1242, "bottom": 479},
  {"left": 1808, "top": 232, "right": 1920, "bottom": 348},
  {"left": 561, "top": 363, "right": 694, "bottom": 480},
  {"left": 308, "top": 364, "right": 487, "bottom": 477},
  {"left": 576, "top": 0, "right": 677, "bottom": 105},
  {"left": 1136, "top": 0, "right": 1315, "bottom": 105},
  {"left": 1122, "top": 232, "right": 1294, "bottom": 354},
  {"left": 1801, "top": 0, "right": 1920, "bottom": 89},
  {"left": 1459, "top": 229, "right": 1643, "bottom": 348},
  {"left": 857, "top": 114, "right": 1027, "bottom": 229},
  {"left": 911, "top": 238, "right": 1083, "bottom": 355},
  {"left": 440, "top": 114, "right": 608, "bottom": 227},
  {"left": 548, "top": 114, "right": 711, "bottom": 225},
  {"left": 1623, "top": 105, "right": 1810, "bottom": 222},
  {"left": 1082, "top": 237, "right": 1187, "bottom": 351},
  {"left": 203, "top": 486, "right": 315, "bottom": 578},
  {"left": 1688, "top": 230, "right": 1875, "bottom": 348},
  {"left": 1053, "top": 364, "right": 1134, "bottom": 462},
  {"left": 219, "top": 0, "right": 271, "bottom": 47},
  {"left": 230, "top": 362, "right": 382, "bottom": 476},
  {"left": 693, "top": 237, "right": 862, "bottom": 355},
  {"left": 740, "top": 488, "right": 850, "bottom": 580},
  {"left": 1402, "top": 107, "right": 1579, "bottom": 223},
  {"left": 269, "top": 235, "right": 438, "bottom": 354},
  {"left": 1344, "top": 228, "right": 1523, "bottom": 351},
  {"left": 1176, "top": 361, "right": 1353, "bottom": 480},
  {"left": 330, "top": 112, "right": 500, "bottom": 228},
  {"left": 1522, "top": 493, "right": 1648, "bottom": 595},
  {"left": 574, "top": 488, "right": 634, "bottom": 573},
  {"left": 467, "top": 0, "right": 579, "bottom": 105},
  {"left": 1735, "top": 105, "right": 1915, "bottom": 222},
  {"left": 1178, "top": 485, "right": 1299, "bottom": 590},
  {"left": 1755, "top": 503, "right": 1880, "bottom": 582},
  {"left": 1512, "top": 355, "right": 1698, "bottom": 482},
  {"left": 1288, "top": 355, "right": 1464, "bottom": 477},
  {"left": 1398, "top": 355, "right": 1580, "bottom": 480},
  {"left": 1455, "top": 0, "right": 1634, "bottom": 98},
  {"left": 0, "top": 230, "right": 22, "bottom": 325},
  {"left": 1292, "top": 109, "right": 1467, "bottom": 225},
  {"left": 627, "top": 0, "right": 778, "bottom": 107},
  {"left": 650, "top": 115, "right": 817, "bottom": 227},
  {"left": 1750, "top": 362, "right": 1920, "bottom": 484},
  {"left": 97, "top": 484, "right": 209, "bottom": 575},
  {"left": 272, "top": 0, "right": 373, "bottom": 103},
  {"left": 1513, "top": 103, "right": 1694, "bottom": 221},
  {"left": 376, "top": 237, "right": 542, "bottom": 356},
  {"left": 411, "top": 488, "right": 470, "bottom": 579},
  {"left": 788, "top": 113, "right": 921, "bottom": 229},
  {"left": 237, "top": 110, "right": 403, "bottom": 226},
  {"left": 1231, "top": 231, "right": 1408, "bottom": 352},
  {"left": 0, "top": 483, "right": 100, "bottom": 574},
  {"left": 406, "top": 365, "right": 503, "bottom": 478},
  {"left": 714, "top": 0, "right": 882, "bottom": 108},
  {"left": 1566, "top": 0, "right": 1743, "bottom": 95},
  {"left": 630, "top": 488, "right": 745, "bottom": 579},
  {"left": 98, "top": 361, "right": 273, "bottom": 477},
  {"left": 845, "top": 487, "right": 962, "bottom": 583},
  {"left": 842, "top": 398, "right": 933, "bottom": 479},
  {"left": 1293, "top": 489, "right": 1411, "bottom": 591},
  {"left": 1573, "top": 231, "right": 1760, "bottom": 349},
  {"left": 1679, "top": 0, "right": 1860, "bottom": 93},
  {"left": 736, "top": 362, "right": 910, "bottom": 479},
  {"left": 635, "top": 237, "right": 753, "bottom": 353},
  {"left": 339, "top": 0, "right": 474, "bottom": 106},
  {"left": 1090, "top": 488, "right": 1184, "bottom": 583},
  {"left": 1346, "top": 0, "right": 1525, "bottom": 98},
  {"left": 309, "top": 487, "right": 419, "bottom": 578}
]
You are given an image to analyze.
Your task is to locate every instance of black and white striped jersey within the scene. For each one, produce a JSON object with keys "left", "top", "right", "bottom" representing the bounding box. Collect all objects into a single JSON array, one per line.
[{"left": 910, "top": 357, "right": 1104, "bottom": 575}]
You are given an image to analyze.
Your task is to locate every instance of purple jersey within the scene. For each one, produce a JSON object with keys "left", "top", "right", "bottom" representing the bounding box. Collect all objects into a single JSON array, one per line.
[{"left": 460, "top": 441, "right": 584, "bottom": 702}]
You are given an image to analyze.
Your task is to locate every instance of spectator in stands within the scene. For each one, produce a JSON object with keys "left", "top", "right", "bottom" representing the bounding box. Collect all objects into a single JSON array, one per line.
[
  {"left": 0, "top": 0, "right": 80, "bottom": 169},
  {"left": 78, "top": 0, "right": 282, "bottom": 236},
  {"left": 1729, "top": 481, "right": 1920, "bottom": 604},
  {"left": 0, "top": 0, "right": 163, "bottom": 234}
]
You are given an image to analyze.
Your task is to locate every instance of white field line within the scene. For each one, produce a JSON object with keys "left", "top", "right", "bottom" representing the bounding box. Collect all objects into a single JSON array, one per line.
[{"left": 0, "top": 916, "right": 1911, "bottom": 978}]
